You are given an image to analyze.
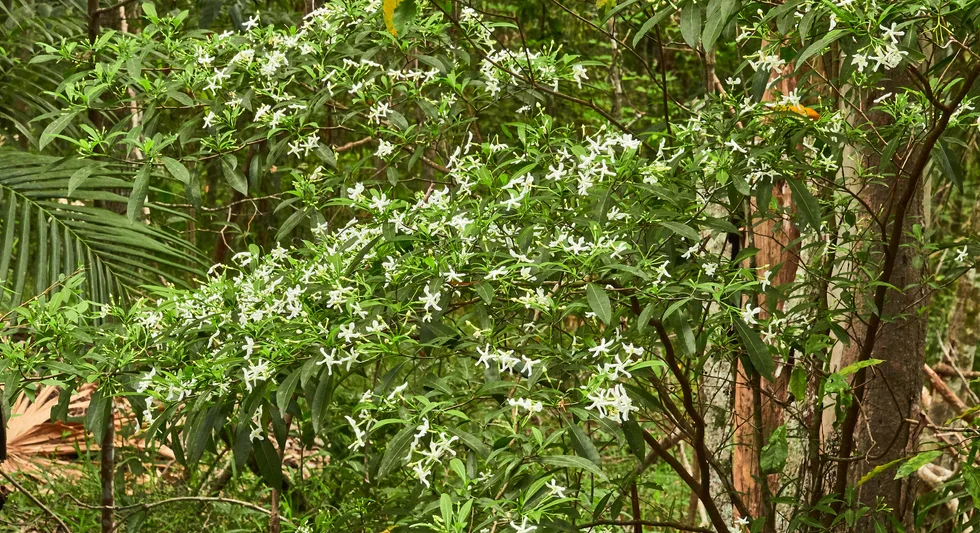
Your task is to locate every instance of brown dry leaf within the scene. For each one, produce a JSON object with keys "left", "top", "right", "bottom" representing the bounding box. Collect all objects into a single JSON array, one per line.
[{"left": 2, "top": 384, "right": 173, "bottom": 476}]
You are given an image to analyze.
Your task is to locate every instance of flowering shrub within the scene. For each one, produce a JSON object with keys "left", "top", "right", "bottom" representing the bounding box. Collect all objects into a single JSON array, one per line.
[{"left": 8, "top": 0, "right": 980, "bottom": 531}]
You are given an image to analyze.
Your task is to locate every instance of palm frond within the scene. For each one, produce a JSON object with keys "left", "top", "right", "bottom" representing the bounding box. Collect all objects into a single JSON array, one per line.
[{"left": 0, "top": 150, "right": 205, "bottom": 308}]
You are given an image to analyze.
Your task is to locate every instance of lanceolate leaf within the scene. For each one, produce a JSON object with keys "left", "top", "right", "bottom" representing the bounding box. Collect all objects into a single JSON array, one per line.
[
  {"left": 127, "top": 164, "right": 151, "bottom": 224},
  {"left": 586, "top": 283, "right": 613, "bottom": 324},
  {"left": 701, "top": 0, "right": 737, "bottom": 52},
  {"left": 221, "top": 155, "right": 248, "bottom": 195},
  {"left": 787, "top": 178, "right": 822, "bottom": 232},
  {"left": 680, "top": 0, "right": 702, "bottom": 49},
  {"left": 734, "top": 317, "right": 774, "bottom": 380},
  {"left": 38, "top": 111, "right": 78, "bottom": 151},
  {"left": 760, "top": 424, "right": 788, "bottom": 474},
  {"left": 253, "top": 437, "right": 283, "bottom": 490},
  {"left": 567, "top": 418, "right": 602, "bottom": 466}
]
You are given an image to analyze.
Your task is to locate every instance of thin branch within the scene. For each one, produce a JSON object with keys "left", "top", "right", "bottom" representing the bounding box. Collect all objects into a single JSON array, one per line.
[
  {"left": 0, "top": 470, "right": 72, "bottom": 533},
  {"left": 93, "top": 0, "right": 138, "bottom": 15},
  {"left": 923, "top": 364, "right": 974, "bottom": 423}
]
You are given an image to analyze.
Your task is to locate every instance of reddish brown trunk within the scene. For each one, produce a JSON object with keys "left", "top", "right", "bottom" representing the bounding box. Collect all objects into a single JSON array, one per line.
[{"left": 733, "top": 67, "right": 801, "bottom": 523}]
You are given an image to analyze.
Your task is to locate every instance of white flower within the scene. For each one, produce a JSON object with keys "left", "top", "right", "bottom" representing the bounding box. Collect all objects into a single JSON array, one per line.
[
  {"left": 702, "top": 262, "right": 718, "bottom": 277},
  {"left": 725, "top": 139, "right": 747, "bottom": 153},
  {"left": 742, "top": 304, "right": 762, "bottom": 325},
  {"left": 368, "top": 193, "right": 391, "bottom": 212},
  {"left": 584, "top": 383, "right": 636, "bottom": 423},
  {"left": 249, "top": 426, "right": 264, "bottom": 442},
  {"left": 571, "top": 64, "right": 589, "bottom": 89},
  {"left": 682, "top": 244, "right": 699, "bottom": 259},
  {"left": 510, "top": 516, "right": 537, "bottom": 533},
  {"left": 375, "top": 139, "right": 396, "bottom": 158},
  {"left": 203, "top": 111, "right": 216, "bottom": 128},
  {"left": 345, "top": 415, "right": 367, "bottom": 450},
  {"left": 880, "top": 22, "right": 905, "bottom": 44},
  {"left": 588, "top": 337, "right": 615, "bottom": 356},
  {"left": 242, "top": 358, "right": 271, "bottom": 393},
  {"left": 507, "top": 397, "right": 544, "bottom": 413},
  {"left": 367, "top": 101, "right": 390, "bottom": 124},
  {"left": 546, "top": 479, "right": 567, "bottom": 498},
  {"left": 420, "top": 285, "right": 442, "bottom": 312},
  {"left": 872, "top": 43, "right": 907, "bottom": 71},
  {"left": 242, "top": 14, "right": 260, "bottom": 31},
  {"left": 851, "top": 53, "right": 869, "bottom": 73},
  {"left": 955, "top": 245, "right": 969, "bottom": 263},
  {"left": 760, "top": 269, "right": 773, "bottom": 291},
  {"left": 243, "top": 336, "right": 255, "bottom": 359},
  {"left": 134, "top": 367, "right": 156, "bottom": 394}
]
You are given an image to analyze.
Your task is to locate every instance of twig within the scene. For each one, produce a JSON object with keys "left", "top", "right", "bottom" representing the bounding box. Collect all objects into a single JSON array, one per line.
[
  {"left": 70, "top": 494, "right": 287, "bottom": 525},
  {"left": 92, "top": 0, "right": 138, "bottom": 15},
  {"left": 0, "top": 470, "right": 72, "bottom": 533},
  {"left": 333, "top": 136, "right": 373, "bottom": 153},
  {"left": 923, "top": 364, "right": 974, "bottom": 423}
]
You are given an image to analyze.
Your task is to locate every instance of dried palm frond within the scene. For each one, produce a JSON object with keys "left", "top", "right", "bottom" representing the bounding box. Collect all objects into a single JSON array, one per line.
[{"left": 2, "top": 384, "right": 173, "bottom": 476}]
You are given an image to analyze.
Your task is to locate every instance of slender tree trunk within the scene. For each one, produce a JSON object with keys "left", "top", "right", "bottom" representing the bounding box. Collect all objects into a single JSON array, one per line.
[
  {"left": 608, "top": 18, "right": 622, "bottom": 118},
  {"left": 733, "top": 64, "right": 800, "bottom": 525},
  {"left": 101, "top": 406, "right": 115, "bottom": 533},
  {"left": 834, "top": 71, "right": 943, "bottom": 529}
]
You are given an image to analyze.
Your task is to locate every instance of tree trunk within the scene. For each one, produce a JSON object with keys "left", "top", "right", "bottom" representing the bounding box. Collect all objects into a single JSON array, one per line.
[
  {"left": 733, "top": 64, "right": 800, "bottom": 526},
  {"left": 837, "top": 74, "right": 929, "bottom": 529},
  {"left": 101, "top": 406, "right": 115, "bottom": 533}
]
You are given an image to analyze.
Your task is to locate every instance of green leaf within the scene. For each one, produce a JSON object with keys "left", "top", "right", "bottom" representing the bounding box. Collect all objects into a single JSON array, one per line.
[
  {"left": 221, "top": 155, "right": 248, "bottom": 195},
  {"left": 310, "top": 370, "right": 331, "bottom": 434},
  {"left": 789, "top": 366, "right": 807, "bottom": 402},
  {"left": 378, "top": 423, "right": 416, "bottom": 479},
  {"left": 586, "top": 283, "right": 613, "bottom": 325},
  {"left": 760, "top": 424, "right": 788, "bottom": 474},
  {"left": 445, "top": 427, "right": 490, "bottom": 458},
  {"left": 637, "top": 301, "right": 656, "bottom": 333},
  {"left": 440, "top": 493, "right": 453, "bottom": 525},
  {"left": 68, "top": 166, "right": 96, "bottom": 197},
  {"left": 622, "top": 418, "right": 646, "bottom": 461},
  {"left": 127, "top": 164, "right": 152, "bottom": 224},
  {"left": 39, "top": 111, "right": 77, "bottom": 151},
  {"left": 839, "top": 358, "right": 883, "bottom": 376},
  {"left": 541, "top": 454, "right": 607, "bottom": 480},
  {"left": 936, "top": 138, "right": 963, "bottom": 192},
  {"left": 253, "top": 437, "right": 283, "bottom": 490},
  {"left": 733, "top": 317, "right": 774, "bottom": 380},
  {"left": 666, "top": 310, "right": 696, "bottom": 356},
  {"left": 276, "top": 367, "right": 302, "bottom": 413},
  {"left": 895, "top": 450, "right": 942, "bottom": 479},
  {"left": 474, "top": 280, "right": 494, "bottom": 305},
  {"left": 701, "top": 0, "right": 736, "bottom": 52},
  {"left": 659, "top": 220, "right": 700, "bottom": 242},
  {"left": 567, "top": 419, "right": 602, "bottom": 466},
  {"left": 161, "top": 156, "right": 190, "bottom": 184},
  {"left": 786, "top": 178, "right": 821, "bottom": 232},
  {"left": 680, "top": 0, "right": 702, "bottom": 49},
  {"left": 632, "top": 8, "right": 674, "bottom": 47},
  {"left": 962, "top": 464, "right": 980, "bottom": 507},
  {"left": 857, "top": 457, "right": 904, "bottom": 486},
  {"left": 795, "top": 29, "right": 845, "bottom": 67}
]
